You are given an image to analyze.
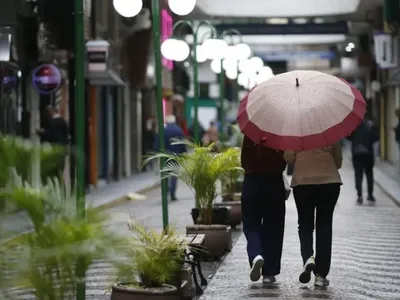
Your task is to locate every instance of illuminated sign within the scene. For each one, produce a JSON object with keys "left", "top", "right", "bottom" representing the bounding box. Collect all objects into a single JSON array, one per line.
[
  {"left": 31, "top": 64, "right": 62, "bottom": 95},
  {"left": 161, "top": 9, "right": 173, "bottom": 71}
]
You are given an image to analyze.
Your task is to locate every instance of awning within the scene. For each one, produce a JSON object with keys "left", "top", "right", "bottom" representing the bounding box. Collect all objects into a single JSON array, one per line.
[{"left": 85, "top": 69, "right": 125, "bottom": 86}]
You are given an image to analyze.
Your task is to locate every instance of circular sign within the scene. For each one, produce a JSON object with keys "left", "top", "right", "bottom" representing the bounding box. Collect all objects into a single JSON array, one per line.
[{"left": 31, "top": 64, "right": 62, "bottom": 95}]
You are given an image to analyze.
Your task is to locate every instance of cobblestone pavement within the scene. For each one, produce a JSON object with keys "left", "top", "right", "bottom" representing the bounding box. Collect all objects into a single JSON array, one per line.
[{"left": 199, "top": 160, "right": 400, "bottom": 300}]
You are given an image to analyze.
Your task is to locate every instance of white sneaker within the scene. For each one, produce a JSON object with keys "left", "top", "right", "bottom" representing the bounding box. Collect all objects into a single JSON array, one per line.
[
  {"left": 299, "top": 256, "right": 316, "bottom": 284},
  {"left": 262, "top": 276, "right": 276, "bottom": 284},
  {"left": 314, "top": 275, "right": 330, "bottom": 287},
  {"left": 250, "top": 255, "right": 264, "bottom": 282}
]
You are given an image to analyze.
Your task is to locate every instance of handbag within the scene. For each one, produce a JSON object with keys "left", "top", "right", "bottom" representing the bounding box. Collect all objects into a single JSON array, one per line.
[{"left": 283, "top": 175, "right": 291, "bottom": 200}]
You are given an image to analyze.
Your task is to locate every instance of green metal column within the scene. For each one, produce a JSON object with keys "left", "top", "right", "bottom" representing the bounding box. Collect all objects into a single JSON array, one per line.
[
  {"left": 74, "top": 0, "right": 86, "bottom": 298},
  {"left": 151, "top": 0, "right": 169, "bottom": 229},
  {"left": 192, "top": 34, "right": 200, "bottom": 143},
  {"left": 219, "top": 61, "right": 225, "bottom": 136}
]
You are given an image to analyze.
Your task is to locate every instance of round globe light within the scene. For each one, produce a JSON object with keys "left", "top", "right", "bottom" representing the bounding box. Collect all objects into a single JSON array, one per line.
[
  {"left": 233, "top": 43, "right": 252, "bottom": 60},
  {"left": 161, "top": 38, "right": 179, "bottom": 60},
  {"left": 226, "top": 68, "right": 238, "bottom": 80},
  {"left": 195, "top": 45, "right": 208, "bottom": 63},
  {"left": 113, "top": 0, "right": 142, "bottom": 18},
  {"left": 224, "top": 45, "right": 238, "bottom": 60},
  {"left": 168, "top": 0, "right": 196, "bottom": 16},
  {"left": 203, "top": 39, "right": 229, "bottom": 60},
  {"left": 238, "top": 59, "right": 253, "bottom": 73},
  {"left": 259, "top": 66, "right": 274, "bottom": 77},
  {"left": 210, "top": 59, "right": 222, "bottom": 74},
  {"left": 249, "top": 57, "right": 264, "bottom": 72},
  {"left": 173, "top": 40, "right": 191, "bottom": 62},
  {"left": 222, "top": 58, "right": 237, "bottom": 71},
  {"left": 238, "top": 73, "right": 249, "bottom": 87}
]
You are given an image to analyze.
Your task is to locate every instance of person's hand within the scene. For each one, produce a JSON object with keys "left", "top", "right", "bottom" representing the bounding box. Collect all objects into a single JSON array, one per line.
[{"left": 37, "top": 128, "right": 45, "bottom": 134}]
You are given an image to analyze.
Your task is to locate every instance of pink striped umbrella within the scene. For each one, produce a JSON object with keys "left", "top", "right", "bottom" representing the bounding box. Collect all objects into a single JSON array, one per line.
[{"left": 237, "top": 70, "right": 366, "bottom": 150}]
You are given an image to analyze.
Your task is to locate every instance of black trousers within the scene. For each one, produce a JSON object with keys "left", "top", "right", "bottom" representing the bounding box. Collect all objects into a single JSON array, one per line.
[
  {"left": 241, "top": 173, "right": 286, "bottom": 276},
  {"left": 293, "top": 183, "right": 340, "bottom": 277},
  {"left": 352, "top": 154, "right": 374, "bottom": 197}
]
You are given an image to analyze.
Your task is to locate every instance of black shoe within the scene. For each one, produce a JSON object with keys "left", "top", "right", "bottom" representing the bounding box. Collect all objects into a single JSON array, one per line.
[
  {"left": 171, "top": 196, "right": 178, "bottom": 201},
  {"left": 367, "top": 195, "right": 376, "bottom": 202},
  {"left": 357, "top": 196, "right": 363, "bottom": 204}
]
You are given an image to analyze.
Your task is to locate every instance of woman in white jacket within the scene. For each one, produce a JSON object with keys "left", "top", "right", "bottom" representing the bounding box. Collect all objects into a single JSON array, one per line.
[{"left": 284, "top": 143, "right": 342, "bottom": 287}]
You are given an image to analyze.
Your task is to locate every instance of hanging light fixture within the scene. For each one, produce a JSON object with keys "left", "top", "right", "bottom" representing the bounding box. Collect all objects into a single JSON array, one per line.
[
  {"left": 113, "top": 0, "right": 143, "bottom": 18},
  {"left": 168, "top": 0, "right": 197, "bottom": 16}
]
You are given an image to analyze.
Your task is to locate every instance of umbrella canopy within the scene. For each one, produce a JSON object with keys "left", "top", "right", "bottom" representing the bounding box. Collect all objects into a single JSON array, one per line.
[{"left": 237, "top": 70, "right": 366, "bottom": 150}]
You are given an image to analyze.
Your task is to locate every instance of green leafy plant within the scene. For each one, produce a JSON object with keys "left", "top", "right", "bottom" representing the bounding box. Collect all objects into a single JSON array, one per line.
[
  {"left": 144, "top": 139, "right": 240, "bottom": 224},
  {"left": 220, "top": 147, "right": 244, "bottom": 200},
  {"left": 0, "top": 170, "right": 121, "bottom": 300},
  {"left": 113, "top": 220, "right": 188, "bottom": 288},
  {"left": 0, "top": 135, "right": 67, "bottom": 211}
]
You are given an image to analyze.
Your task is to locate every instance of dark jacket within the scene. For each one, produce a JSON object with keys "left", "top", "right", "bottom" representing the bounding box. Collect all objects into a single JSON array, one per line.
[
  {"left": 40, "top": 116, "right": 69, "bottom": 145},
  {"left": 155, "top": 123, "right": 186, "bottom": 154},
  {"left": 241, "top": 136, "right": 286, "bottom": 174},
  {"left": 395, "top": 121, "right": 400, "bottom": 142},
  {"left": 348, "top": 120, "right": 379, "bottom": 156}
]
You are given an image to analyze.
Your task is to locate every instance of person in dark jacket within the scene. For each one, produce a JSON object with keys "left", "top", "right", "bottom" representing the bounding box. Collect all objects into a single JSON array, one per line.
[
  {"left": 38, "top": 106, "right": 69, "bottom": 146},
  {"left": 37, "top": 106, "right": 69, "bottom": 180},
  {"left": 188, "top": 121, "right": 206, "bottom": 144},
  {"left": 155, "top": 115, "right": 186, "bottom": 201},
  {"left": 348, "top": 118, "right": 379, "bottom": 204},
  {"left": 241, "top": 136, "right": 286, "bottom": 284}
]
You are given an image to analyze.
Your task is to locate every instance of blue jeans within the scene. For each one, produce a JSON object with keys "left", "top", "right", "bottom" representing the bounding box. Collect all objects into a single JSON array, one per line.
[
  {"left": 168, "top": 177, "right": 178, "bottom": 198},
  {"left": 241, "top": 173, "right": 286, "bottom": 276}
]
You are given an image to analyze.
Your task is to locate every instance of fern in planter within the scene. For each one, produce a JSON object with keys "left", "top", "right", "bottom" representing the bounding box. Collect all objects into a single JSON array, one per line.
[
  {"left": 112, "top": 220, "right": 188, "bottom": 290},
  {"left": 0, "top": 171, "right": 122, "bottom": 300},
  {"left": 144, "top": 139, "right": 240, "bottom": 225}
]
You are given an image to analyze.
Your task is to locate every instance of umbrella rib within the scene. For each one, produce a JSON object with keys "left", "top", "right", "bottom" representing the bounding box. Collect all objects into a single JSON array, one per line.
[{"left": 305, "top": 86, "right": 357, "bottom": 138}]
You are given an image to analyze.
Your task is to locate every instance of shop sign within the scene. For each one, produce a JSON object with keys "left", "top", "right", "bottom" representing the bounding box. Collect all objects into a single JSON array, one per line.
[
  {"left": 31, "top": 64, "right": 62, "bottom": 95},
  {"left": 374, "top": 32, "right": 399, "bottom": 69},
  {"left": 86, "top": 40, "right": 110, "bottom": 72}
]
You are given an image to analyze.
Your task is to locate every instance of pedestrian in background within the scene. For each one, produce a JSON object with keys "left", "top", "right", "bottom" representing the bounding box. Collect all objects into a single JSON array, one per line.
[
  {"left": 394, "top": 108, "right": 400, "bottom": 170},
  {"left": 157, "top": 115, "right": 186, "bottom": 201},
  {"left": 348, "top": 118, "right": 379, "bottom": 204},
  {"left": 37, "top": 106, "right": 69, "bottom": 181},
  {"left": 284, "top": 142, "right": 342, "bottom": 287},
  {"left": 241, "top": 136, "right": 287, "bottom": 284}
]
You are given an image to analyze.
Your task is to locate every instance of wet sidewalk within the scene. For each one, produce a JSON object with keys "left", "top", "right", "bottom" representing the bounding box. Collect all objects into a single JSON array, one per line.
[{"left": 199, "top": 160, "right": 400, "bottom": 300}]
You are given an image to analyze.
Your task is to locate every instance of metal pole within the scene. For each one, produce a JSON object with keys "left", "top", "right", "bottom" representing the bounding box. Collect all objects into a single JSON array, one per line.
[
  {"left": 74, "top": 0, "right": 86, "bottom": 298},
  {"left": 151, "top": 0, "right": 169, "bottom": 229},
  {"left": 193, "top": 33, "right": 200, "bottom": 143},
  {"left": 219, "top": 61, "right": 225, "bottom": 137}
]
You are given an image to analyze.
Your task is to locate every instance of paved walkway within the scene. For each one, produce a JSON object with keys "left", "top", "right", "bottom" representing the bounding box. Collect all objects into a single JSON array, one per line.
[{"left": 199, "top": 160, "right": 400, "bottom": 300}]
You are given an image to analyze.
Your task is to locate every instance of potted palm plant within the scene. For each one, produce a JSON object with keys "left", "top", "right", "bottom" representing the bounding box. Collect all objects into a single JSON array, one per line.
[
  {"left": 214, "top": 147, "right": 244, "bottom": 229},
  {"left": 110, "top": 220, "right": 188, "bottom": 300},
  {"left": 144, "top": 139, "right": 238, "bottom": 259},
  {"left": 0, "top": 170, "right": 119, "bottom": 300}
]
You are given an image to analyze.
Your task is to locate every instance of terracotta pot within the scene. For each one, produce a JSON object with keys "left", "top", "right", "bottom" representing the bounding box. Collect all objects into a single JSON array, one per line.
[
  {"left": 213, "top": 202, "right": 242, "bottom": 229},
  {"left": 111, "top": 283, "right": 179, "bottom": 300},
  {"left": 186, "top": 224, "right": 230, "bottom": 260}
]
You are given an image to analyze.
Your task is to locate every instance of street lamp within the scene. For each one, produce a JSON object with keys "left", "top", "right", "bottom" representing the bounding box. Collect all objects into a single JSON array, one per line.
[
  {"left": 168, "top": 0, "right": 197, "bottom": 16},
  {"left": 161, "top": 20, "right": 219, "bottom": 143},
  {"left": 113, "top": 0, "right": 143, "bottom": 18},
  {"left": 215, "top": 30, "right": 249, "bottom": 135}
]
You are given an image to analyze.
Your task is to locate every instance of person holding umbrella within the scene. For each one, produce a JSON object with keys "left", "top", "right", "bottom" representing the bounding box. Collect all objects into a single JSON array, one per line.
[{"left": 237, "top": 70, "right": 366, "bottom": 287}]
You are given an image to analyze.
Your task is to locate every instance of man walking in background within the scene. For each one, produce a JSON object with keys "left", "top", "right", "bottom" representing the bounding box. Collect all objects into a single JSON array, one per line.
[
  {"left": 37, "top": 106, "right": 69, "bottom": 181},
  {"left": 159, "top": 115, "right": 186, "bottom": 201},
  {"left": 348, "top": 117, "right": 379, "bottom": 204}
]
